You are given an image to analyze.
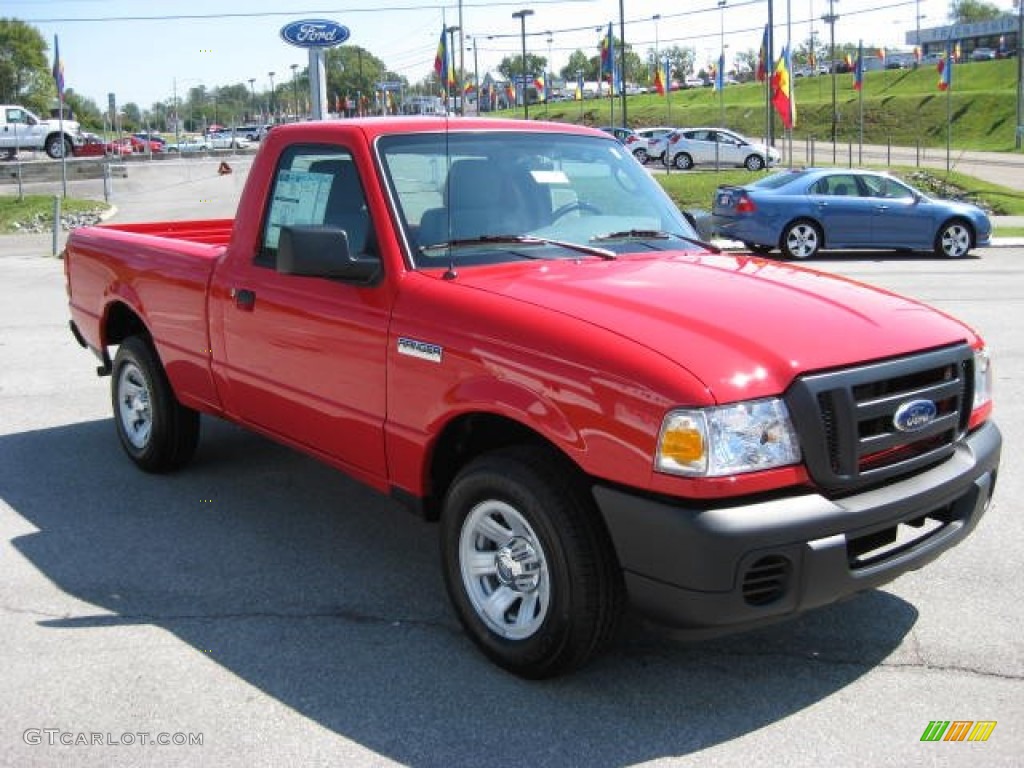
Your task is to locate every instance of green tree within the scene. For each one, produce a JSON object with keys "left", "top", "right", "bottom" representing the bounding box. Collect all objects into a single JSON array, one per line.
[
  {"left": 560, "top": 49, "right": 594, "bottom": 81},
  {"left": 498, "top": 54, "right": 548, "bottom": 82},
  {"left": 948, "top": 0, "right": 1004, "bottom": 23},
  {"left": 0, "top": 18, "right": 50, "bottom": 110}
]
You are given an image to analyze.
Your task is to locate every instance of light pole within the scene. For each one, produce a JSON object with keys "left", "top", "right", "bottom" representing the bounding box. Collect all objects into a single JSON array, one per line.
[
  {"left": 1016, "top": 0, "right": 1023, "bottom": 150},
  {"left": 248, "top": 78, "right": 256, "bottom": 122},
  {"left": 447, "top": 25, "right": 461, "bottom": 111},
  {"left": 267, "top": 71, "right": 276, "bottom": 122},
  {"left": 290, "top": 64, "right": 299, "bottom": 121},
  {"left": 822, "top": 0, "right": 839, "bottom": 161},
  {"left": 512, "top": 9, "right": 534, "bottom": 119}
]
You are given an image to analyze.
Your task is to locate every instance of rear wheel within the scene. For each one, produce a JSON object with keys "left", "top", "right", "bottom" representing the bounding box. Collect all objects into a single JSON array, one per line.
[
  {"left": 934, "top": 219, "right": 972, "bottom": 258},
  {"left": 633, "top": 147, "right": 649, "bottom": 164},
  {"left": 440, "top": 446, "right": 624, "bottom": 679},
  {"left": 672, "top": 152, "right": 694, "bottom": 170},
  {"left": 781, "top": 219, "right": 822, "bottom": 260},
  {"left": 112, "top": 336, "right": 200, "bottom": 472}
]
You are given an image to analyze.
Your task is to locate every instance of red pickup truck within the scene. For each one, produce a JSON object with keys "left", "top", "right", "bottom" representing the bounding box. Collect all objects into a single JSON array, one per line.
[{"left": 65, "top": 117, "right": 1001, "bottom": 678}]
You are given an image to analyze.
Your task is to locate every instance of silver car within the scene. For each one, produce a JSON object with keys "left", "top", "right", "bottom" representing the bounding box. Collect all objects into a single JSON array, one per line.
[{"left": 663, "top": 127, "right": 781, "bottom": 171}]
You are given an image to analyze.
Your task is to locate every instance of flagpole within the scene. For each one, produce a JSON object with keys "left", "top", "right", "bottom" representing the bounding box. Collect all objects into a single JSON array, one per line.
[
  {"left": 858, "top": 40, "right": 864, "bottom": 164},
  {"left": 54, "top": 35, "right": 68, "bottom": 198}
]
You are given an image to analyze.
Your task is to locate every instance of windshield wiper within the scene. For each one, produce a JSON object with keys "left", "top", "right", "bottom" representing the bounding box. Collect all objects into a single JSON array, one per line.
[
  {"left": 420, "top": 234, "right": 616, "bottom": 260},
  {"left": 591, "top": 229, "right": 722, "bottom": 254}
]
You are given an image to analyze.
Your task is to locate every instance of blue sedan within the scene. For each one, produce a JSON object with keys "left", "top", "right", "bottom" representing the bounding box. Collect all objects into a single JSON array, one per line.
[{"left": 711, "top": 168, "right": 992, "bottom": 259}]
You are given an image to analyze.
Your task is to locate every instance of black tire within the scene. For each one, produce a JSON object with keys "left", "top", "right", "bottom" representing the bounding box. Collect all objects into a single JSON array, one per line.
[
  {"left": 780, "top": 219, "right": 822, "bottom": 260},
  {"left": 45, "top": 134, "right": 72, "bottom": 160},
  {"left": 672, "top": 152, "right": 694, "bottom": 170},
  {"left": 633, "top": 147, "right": 649, "bottom": 164},
  {"left": 440, "top": 446, "right": 624, "bottom": 679},
  {"left": 744, "top": 154, "right": 766, "bottom": 171},
  {"left": 111, "top": 336, "right": 199, "bottom": 472},
  {"left": 934, "top": 218, "right": 973, "bottom": 258}
]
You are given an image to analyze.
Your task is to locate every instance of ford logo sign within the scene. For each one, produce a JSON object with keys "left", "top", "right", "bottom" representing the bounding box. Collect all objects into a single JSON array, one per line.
[
  {"left": 893, "top": 399, "right": 938, "bottom": 432},
  {"left": 280, "top": 19, "right": 350, "bottom": 48}
]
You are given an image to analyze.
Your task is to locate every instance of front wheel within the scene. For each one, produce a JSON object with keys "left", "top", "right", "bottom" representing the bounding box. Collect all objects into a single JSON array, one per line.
[
  {"left": 935, "top": 219, "right": 972, "bottom": 258},
  {"left": 672, "top": 152, "right": 694, "bottom": 170},
  {"left": 744, "top": 154, "right": 766, "bottom": 171},
  {"left": 45, "top": 134, "right": 72, "bottom": 159},
  {"left": 781, "top": 219, "right": 822, "bottom": 260},
  {"left": 112, "top": 336, "right": 200, "bottom": 472},
  {"left": 440, "top": 447, "right": 623, "bottom": 679}
]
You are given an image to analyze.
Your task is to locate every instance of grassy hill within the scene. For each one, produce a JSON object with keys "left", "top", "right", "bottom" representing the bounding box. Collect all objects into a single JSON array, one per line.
[{"left": 523, "top": 58, "right": 1023, "bottom": 152}]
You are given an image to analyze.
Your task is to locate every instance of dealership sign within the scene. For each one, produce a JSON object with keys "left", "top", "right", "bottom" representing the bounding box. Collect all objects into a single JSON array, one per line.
[{"left": 280, "top": 19, "right": 350, "bottom": 48}]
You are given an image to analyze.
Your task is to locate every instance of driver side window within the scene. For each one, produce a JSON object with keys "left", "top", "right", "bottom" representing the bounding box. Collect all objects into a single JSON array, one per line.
[{"left": 259, "top": 145, "right": 374, "bottom": 267}]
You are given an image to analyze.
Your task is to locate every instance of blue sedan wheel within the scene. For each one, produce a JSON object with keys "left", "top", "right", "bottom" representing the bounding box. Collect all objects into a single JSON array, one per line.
[
  {"left": 781, "top": 220, "right": 821, "bottom": 260},
  {"left": 935, "top": 220, "right": 972, "bottom": 258}
]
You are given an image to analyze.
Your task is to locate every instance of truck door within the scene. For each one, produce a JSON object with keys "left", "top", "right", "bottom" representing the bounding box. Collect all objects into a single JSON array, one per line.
[
  {"left": 216, "top": 145, "right": 389, "bottom": 479},
  {"left": 1, "top": 107, "right": 39, "bottom": 151}
]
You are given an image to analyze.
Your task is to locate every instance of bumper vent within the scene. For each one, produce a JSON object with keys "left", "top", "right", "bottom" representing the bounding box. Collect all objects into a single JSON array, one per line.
[
  {"left": 742, "top": 555, "right": 792, "bottom": 606},
  {"left": 787, "top": 344, "right": 974, "bottom": 495}
]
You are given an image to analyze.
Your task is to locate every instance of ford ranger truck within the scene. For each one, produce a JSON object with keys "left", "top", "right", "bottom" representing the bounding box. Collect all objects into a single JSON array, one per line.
[{"left": 65, "top": 118, "right": 1001, "bottom": 678}]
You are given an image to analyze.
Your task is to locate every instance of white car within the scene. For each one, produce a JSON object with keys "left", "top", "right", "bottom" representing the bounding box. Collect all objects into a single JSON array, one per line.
[
  {"left": 631, "top": 126, "right": 676, "bottom": 164},
  {"left": 164, "top": 136, "right": 211, "bottom": 153},
  {"left": 662, "top": 127, "right": 781, "bottom": 171},
  {"left": 207, "top": 131, "right": 250, "bottom": 150}
]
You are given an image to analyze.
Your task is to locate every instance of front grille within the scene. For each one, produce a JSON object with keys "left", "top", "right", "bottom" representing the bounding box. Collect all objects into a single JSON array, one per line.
[{"left": 786, "top": 344, "right": 974, "bottom": 494}]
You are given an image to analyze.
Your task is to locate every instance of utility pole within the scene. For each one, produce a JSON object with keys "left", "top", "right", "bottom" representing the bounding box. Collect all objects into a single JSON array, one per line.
[{"left": 618, "top": 0, "right": 627, "bottom": 126}]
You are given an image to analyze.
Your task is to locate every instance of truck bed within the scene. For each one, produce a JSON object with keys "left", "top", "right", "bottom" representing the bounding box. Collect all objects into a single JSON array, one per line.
[{"left": 66, "top": 219, "right": 231, "bottom": 413}]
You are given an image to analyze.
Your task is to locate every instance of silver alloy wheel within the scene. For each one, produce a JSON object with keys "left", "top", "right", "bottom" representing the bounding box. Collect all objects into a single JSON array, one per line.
[
  {"left": 116, "top": 361, "right": 153, "bottom": 450},
  {"left": 783, "top": 222, "right": 820, "bottom": 259},
  {"left": 939, "top": 222, "right": 971, "bottom": 258},
  {"left": 459, "top": 499, "right": 550, "bottom": 640}
]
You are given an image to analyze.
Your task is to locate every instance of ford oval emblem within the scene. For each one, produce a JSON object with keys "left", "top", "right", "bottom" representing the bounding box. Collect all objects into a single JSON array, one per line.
[
  {"left": 280, "top": 19, "right": 350, "bottom": 49},
  {"left": 893, "top": 399, "right": 938, "bottom": 432}
]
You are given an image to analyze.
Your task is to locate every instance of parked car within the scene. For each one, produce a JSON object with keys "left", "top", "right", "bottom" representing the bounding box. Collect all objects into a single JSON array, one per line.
[
  {"left": 631, "top": 126, "right": 675, "bottom": 164},
  {"left": 207, "top": 131, "right": 250, "bottom": 149},
  {"left": 72, "top": 133, "right": 133, "bottom": 158},
  {"left": 130, "top": 133, "right": 167, "bottom": 152},
  {"left": 662, "top": 127, "right": 781, "bottom": 171},
  {"left": 597, "top": 125, "right": 639, "bottom": 147},
  {"left": 164, "top": 136, "right": 211, "bottom": 153},
  {"left": 711, "top": 167, "right": 992, "bottom": 259},
  {"left": 969, "top": 47, "right": 996, "bottom": 62}
]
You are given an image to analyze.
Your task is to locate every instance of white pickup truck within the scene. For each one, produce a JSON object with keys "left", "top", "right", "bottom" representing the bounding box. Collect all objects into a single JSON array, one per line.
[{"left": 1, "top": 105, "right": 84, "bottom": 159}]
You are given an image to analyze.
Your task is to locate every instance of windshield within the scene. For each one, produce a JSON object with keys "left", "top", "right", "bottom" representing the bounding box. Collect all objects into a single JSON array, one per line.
[{"left": 377, "top": 130, "right": 698, "bottom": 268}]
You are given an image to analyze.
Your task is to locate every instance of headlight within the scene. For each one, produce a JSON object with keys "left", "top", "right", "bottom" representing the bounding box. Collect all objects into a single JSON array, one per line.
[
  {"left": 973, "top": 347, "right": 992, "bottom": 411},
  {"left": 656, "top": 398, "right": 801, "bottom": 477}
]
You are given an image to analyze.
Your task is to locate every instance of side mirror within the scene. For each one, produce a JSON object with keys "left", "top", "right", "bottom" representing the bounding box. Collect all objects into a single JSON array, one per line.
[{"left": 277, "top": 225, "right": 381, "bottom": 284}]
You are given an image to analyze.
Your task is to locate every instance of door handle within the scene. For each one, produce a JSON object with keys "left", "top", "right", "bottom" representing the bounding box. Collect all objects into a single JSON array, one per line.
[{"left": 231, "top": 288, "right": 256, "bottom": 311}]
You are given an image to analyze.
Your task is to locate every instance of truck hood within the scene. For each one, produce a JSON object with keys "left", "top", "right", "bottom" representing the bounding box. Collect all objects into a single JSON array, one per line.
[{"left": 450, "top": 251, "right": 975, "bottom": 402}]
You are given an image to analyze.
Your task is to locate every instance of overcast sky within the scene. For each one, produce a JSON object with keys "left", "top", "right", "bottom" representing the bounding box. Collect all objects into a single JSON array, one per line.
[{"left": 10, "top": 0, "right": 1015, "bottom": 110}]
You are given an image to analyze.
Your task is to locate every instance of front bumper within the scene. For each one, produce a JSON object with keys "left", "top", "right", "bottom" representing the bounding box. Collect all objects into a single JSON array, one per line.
[{"left": 594, "top": 420, "right": 1001, "bottom": 630}]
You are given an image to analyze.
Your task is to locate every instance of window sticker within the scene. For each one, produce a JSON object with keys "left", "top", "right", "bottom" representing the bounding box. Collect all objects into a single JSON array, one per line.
[{"left": 264, "top": 169, "right": 334, "bottom": 248}]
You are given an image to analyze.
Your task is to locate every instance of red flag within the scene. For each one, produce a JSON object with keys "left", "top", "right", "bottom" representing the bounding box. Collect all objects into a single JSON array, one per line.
[{"left": 771, "top": 46, "right": 795, "bottom": 129}]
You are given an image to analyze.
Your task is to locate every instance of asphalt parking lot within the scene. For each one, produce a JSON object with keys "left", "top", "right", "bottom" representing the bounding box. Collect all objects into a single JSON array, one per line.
[{"left": 1, "top": 158, "right": 1022, "bottom": 767}]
